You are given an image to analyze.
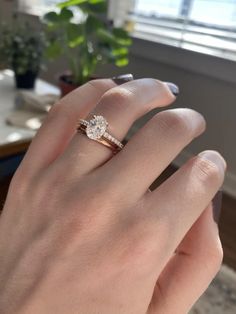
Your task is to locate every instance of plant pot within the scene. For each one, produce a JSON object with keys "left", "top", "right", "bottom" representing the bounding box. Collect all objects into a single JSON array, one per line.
[
  {"left": 14, "top": 71, "right": 38, "bottom": 89},
  {"left": 58, "top": 74, "right": 99, "bottom": 97},
  {"left": 59, "top": 74, "right": 79, "bottom": 97}
]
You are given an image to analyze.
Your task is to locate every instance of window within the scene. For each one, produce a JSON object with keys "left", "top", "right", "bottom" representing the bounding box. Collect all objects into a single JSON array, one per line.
[
  {"left": 131, "top": 0, "right": 236, "bottom": 61},
  {"left": 18, "top": 0, "right": 236, "bottom": 61}
]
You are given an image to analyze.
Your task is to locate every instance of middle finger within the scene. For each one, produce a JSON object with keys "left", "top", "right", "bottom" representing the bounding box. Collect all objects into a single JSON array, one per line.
[{"left": 101, "top": 108, "right": 206, "bottom": 201}]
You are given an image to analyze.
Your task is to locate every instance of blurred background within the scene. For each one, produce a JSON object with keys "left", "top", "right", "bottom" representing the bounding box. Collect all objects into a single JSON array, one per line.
[{"left": 0, "top": 1, "right": 236, "bottom": 313}]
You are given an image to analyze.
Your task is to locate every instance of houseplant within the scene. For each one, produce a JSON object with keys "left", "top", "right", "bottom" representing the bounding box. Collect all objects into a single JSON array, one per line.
[
  {"left": 0, "top": 15, "right": 45, "bottom": 89},
  {"left": 43, "top": 0, "right": 132, "bottom": 96}
]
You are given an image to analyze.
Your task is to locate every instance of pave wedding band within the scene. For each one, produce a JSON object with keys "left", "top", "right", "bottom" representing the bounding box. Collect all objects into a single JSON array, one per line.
[{"left": 77, "top": 115, "right": 124, "bottom": 154}]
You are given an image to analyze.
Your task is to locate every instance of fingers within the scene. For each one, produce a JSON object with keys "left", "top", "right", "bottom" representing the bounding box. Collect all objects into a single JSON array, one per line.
[
  {"left": 146, "top": 150, "right": 226, "bottom": 261},
  {"left": 18, "top": 79, "right": 119, "bottom": 178},
  {"left": 53, "top": 79, "right": 176, "bottom": 176},
  {"left": 103, "top": 108, "right": 206, "bottom": 200},
  {"left": 149, "top": 201, "right": 223, "bottom": 314}
]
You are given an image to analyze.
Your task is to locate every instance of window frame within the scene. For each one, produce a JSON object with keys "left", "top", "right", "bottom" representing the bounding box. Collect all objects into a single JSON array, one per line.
[{"left": 131, "top": 0, "right": 236, "bottom": 64}]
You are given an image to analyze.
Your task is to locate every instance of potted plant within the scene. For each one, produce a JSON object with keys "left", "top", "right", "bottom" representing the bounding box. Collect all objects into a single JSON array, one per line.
[
  {"left": 43, "top": 0, "right": 132, "bottom": 96},
  {"left": 0, "top": 15, "right": 45, "bottom": 89}
]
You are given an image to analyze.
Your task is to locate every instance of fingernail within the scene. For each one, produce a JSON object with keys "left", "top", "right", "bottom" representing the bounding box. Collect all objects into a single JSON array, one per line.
[
  {"left": 112, "top": 74, "right": 133, "bottom": 85},
  {"left": 165, "top": 82, "right": 179, "bottom": 96},
  {"left": 198, "top": 150, "right": 227, "bottom": 176},
  {"left": 212, "top": 190, "right": 223, "bottom": 223}
]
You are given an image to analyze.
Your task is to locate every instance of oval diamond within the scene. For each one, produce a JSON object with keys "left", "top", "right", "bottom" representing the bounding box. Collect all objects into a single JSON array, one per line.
[{"left": 86, "top": 115, "right": 108, "bottom": 140}]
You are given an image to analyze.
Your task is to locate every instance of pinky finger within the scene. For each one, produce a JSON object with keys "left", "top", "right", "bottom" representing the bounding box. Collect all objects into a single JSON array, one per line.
[{"left": 148, "top": 193, "right": 223, "bottom": 314}]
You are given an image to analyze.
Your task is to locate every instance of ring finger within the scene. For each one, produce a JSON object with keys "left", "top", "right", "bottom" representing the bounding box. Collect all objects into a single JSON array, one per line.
[{"left": 54, "top": 79, "right": 177, "bottom": 175}]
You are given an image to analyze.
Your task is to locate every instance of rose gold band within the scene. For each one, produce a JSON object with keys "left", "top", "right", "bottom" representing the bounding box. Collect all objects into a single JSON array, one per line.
[{"left": 77, "top": 124, "right": 122, "bottom": 155}]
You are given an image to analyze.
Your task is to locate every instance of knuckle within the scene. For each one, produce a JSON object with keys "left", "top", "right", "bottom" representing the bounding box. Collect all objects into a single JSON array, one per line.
[
  {"left": 8, "top": 160, "right": 36, "bottom": 197},
  {"left": 8, "top": 168, "right": 29, "bottom": 196},
  {"left": 48, "top": 99, "right": 72, "bottom": 121},
  {"left": 99, "top": 87, "right": 134, "bottom": 110},
  {"left": 146, "top": 79, "right": 176, "bottom": 106},
  {"left": 155, "top": 79, "right": 174, "bottom": 96},
  {"left": 86, "top": 79, "right": 109, "bottom": 92},
  {"left": 86, "top": 79, "right": 101, "bottom": 90},
  {"left": 155, "top": 110, "right": 190, "bottom": 137},
  {"left": 194, "top": 157, "right": 222, "bottom": 184}
]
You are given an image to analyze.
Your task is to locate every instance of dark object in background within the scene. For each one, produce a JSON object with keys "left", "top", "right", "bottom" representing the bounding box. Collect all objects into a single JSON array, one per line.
[
  {"left": 59, "top": 73, "right": 134, "bottom": 97},
  {"left": 58, "top": 73, "right": 80, "bottom": 97},
  {"left": 14, "top": 70, "right": 38, "bottom": 89}
]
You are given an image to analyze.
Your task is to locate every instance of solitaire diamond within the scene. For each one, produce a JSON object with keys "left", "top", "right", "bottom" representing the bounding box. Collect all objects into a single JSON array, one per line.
[{"left": 86, "top": 115, "right": 108, "bottom": 140}]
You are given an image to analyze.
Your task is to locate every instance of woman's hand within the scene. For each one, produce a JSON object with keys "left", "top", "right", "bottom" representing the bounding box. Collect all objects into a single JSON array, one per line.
[{"left": 0, "top": 77, "right": 226, "bottom": 314}]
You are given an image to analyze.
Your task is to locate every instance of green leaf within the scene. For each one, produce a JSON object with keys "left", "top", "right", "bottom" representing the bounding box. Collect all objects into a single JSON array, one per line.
[
  {"left": 116, "top": 37, "right": 132, "bottom": 46},
  {"left": 66, "top": 24, "right": 84, "bottom": 47},
  {"left": 85, "top": 15, "right": 104, "bottom": 33},
  {"left": 78, "top": 0, "right": 106, "bottom": 14},
  {"left": 69, "top": 36, "right": 84, "bottom": 48},
  {"left": 45, "top": 22, "right": 60, "bottom": 31},
  {"left": 96, "top": 29, "right": 117, "bottom": 45},
  {"left": 89, "top": 0, "right": 105, "bottom": 4},
  {"left": 98, "top": 47, "right": 115, "bottom": 62},
  {"left": 43, "top": 12, "right": 59, "bottom": 24},
  {"left": 113, "top": 28, "right": 129, "bottom": 39},
  {"left": 59, "top": 8, "right": 73, "bottom": 22},
  {"left": 97, "top": 28, "right": 132, "bottom": 47},
  {"left": 113, "top": 28, "right": 132, "bottom": 46},
  {"left": 87, "top": 1, "right": 107, "bottom": 12},
  {"left": 58, "top": 0, "right": 88, "bottom": 9},
  {"left": 115, "top": 57, "right": 129, "bottom": 67},
  {"left": 112, "top": 47, "right": 128, "bottom": 57},
  {"left": 45, "top": 41, "right": 62, "bottom": 59}
]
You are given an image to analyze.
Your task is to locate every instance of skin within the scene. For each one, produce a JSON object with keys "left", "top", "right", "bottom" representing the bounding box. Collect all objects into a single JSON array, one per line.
[{"left": 0, "top": 78, "right": 226, "bottom": 314}]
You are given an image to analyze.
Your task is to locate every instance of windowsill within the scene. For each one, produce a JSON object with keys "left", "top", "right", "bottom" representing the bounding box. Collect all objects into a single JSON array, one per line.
[{"left": 131, "top": 33, "right": 236, "bottom": 84}]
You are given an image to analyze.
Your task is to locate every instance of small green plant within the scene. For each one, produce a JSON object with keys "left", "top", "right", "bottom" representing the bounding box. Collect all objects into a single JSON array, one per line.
[
  {"left": 0, "top": 14, "right": 45, "bottom": 76},
  {"left": 43, "top": 0, "right": 132, "bottom": 85}
]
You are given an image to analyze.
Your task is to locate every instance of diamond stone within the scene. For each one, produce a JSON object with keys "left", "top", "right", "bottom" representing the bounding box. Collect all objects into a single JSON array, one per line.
[{"left": 86, "top": 115, "right": 108, "bottom": 140}]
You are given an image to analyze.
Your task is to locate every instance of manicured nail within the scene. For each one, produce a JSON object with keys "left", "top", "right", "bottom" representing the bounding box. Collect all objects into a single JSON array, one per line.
[
  {"left": 198, "top": 150, "right": 226, "bottom": 176},
  {"left": 112, "top": 74, "right": 133, "bottom": 85},
  {"left": 165, "top": 82, "right": 179, "bottom": 96},
  {"left": 212, "top": 190, "right": 223, "bottom": 223}
]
